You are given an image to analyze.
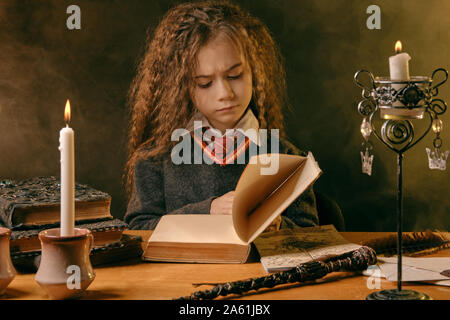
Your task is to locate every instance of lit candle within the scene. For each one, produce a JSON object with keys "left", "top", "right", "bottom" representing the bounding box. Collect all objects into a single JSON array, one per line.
[
  {"left": 389, "top": 41, "right": 410, "bottom": 81},
  {"left": 389, "top": 41, "right": 410, "bottom": 107},
  {"left": 59, "top": 99, "right": 75, "bottom": 237}
]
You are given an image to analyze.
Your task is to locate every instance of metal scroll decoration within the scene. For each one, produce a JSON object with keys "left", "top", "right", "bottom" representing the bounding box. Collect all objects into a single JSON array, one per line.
[{"left": 354, "top": 68, "right": 448, "bottom": 172}]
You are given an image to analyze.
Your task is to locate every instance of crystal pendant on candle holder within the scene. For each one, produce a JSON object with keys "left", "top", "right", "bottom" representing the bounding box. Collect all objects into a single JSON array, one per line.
[
  {"left": 426, "top": 117, "right": 449, "bottom": 170},
  {"left": 360, "top": 118, "right": 374, "bottom": 175},
  {"left": 360, "top": 118, "right": 372, "bottom": 140},
  {"left": 426, "top": 147, "right": 449, "bottom": 170},
  {"left": 432, "top": 118, "right": 443, "bottom": 133},
  {"left": 361, "top": 146, "right": 374, "bottom": 176}
]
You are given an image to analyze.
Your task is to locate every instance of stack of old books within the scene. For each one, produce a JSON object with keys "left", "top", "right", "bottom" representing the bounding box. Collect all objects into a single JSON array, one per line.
[{"left": 0, "top": 176, "right": 142, "bottom": 272}]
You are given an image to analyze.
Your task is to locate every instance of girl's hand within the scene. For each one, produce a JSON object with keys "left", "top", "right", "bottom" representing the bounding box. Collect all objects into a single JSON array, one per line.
[{"left": 210, "top": 191, "right": 235, "bottom": 215}]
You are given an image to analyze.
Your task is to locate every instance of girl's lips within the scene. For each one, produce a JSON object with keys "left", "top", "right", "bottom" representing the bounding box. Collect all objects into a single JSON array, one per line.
[{"left": 218, "top": 105, "right": 238, "bottom": 112}]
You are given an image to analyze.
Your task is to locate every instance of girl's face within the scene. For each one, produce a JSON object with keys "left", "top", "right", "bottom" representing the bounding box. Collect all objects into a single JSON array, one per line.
[{"left": 191, "top": 32, "right": 253, "bottom": 134}]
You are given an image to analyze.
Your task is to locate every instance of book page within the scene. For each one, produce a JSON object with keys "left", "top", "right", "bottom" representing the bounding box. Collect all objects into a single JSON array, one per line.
[
  {"left": 232, "top": 153, "right": 304, "bottom": 243},
  {"left": 233, "top": 152, "right": 322, "bottom": 243},
  {"left": 259, "top": 251, "right": 313, "bottom": 273},
  {"left": 148, "top": 214, "right": 247, "bottom": 245},
  {"left": 254, "top": 225, "right": 362, "bottom": 272},
  {"left": 376, "top": 257, "right": 450, "bottom": 282},
  {"left": 363, "top": 257, "right": 450, "bottom": 286},
  {"left": 379, "top": 256, "right": 450, "bottom": 274}
]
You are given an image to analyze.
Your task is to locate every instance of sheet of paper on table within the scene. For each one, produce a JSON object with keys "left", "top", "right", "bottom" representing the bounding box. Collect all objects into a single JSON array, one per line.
[{"left": 364, "top": 256, "right": 450, "bottom": 287}]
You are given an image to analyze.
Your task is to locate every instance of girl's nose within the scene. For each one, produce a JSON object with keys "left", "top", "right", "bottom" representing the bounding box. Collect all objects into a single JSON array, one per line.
[{"left": 218, "top": 79, "right": 235, "bottom": 100}]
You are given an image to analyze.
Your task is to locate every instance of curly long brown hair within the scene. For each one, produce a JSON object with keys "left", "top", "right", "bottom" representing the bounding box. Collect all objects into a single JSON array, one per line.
[{"left": 124, "top": 0, "right": 289, "bottom": 196}]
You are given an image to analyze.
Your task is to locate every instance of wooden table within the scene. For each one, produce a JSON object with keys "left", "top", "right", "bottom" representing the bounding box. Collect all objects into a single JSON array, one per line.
[{"left": 3, "top": 231, "right": 449, "bottom": 300}]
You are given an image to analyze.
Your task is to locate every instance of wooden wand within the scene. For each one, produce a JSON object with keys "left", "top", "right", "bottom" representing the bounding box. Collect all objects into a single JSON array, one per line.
[{"left": 176, "top": 246, "right": 377, "bottom": 300}]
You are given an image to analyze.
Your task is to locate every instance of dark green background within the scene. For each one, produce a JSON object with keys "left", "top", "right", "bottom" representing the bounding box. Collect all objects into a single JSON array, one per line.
[{"left": 0, "top": 0, "right": 448, "bottom": 231}]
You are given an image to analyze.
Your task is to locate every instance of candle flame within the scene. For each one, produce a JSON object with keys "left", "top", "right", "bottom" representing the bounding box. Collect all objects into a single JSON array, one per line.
[
  {"left": 64, "top": 99, "right": 71, "bottom": 125},
  {"left": 395, "top": 40, "right": 402, "bottom": 54}
]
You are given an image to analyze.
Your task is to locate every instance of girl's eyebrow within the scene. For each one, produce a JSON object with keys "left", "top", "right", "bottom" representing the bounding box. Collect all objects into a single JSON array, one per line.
[{"left": 194, "top": 62, "right": 242, "bottom": 79}]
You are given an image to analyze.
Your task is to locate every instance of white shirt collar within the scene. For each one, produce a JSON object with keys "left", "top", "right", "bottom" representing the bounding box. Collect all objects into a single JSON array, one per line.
[{"left": 185, "top": 108, "right": 261, "bottom": 146}]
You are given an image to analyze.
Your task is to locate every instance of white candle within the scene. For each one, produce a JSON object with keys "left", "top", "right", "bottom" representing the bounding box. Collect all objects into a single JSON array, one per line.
[
  {"left": 389, "top": 41, "right": 411, "bottom": 80},
  {"left": 389, "top": 41, "right": 410, "bottom": 107},
  {"left": 59, "top": 99, "right": 75, "bottom": 237}
]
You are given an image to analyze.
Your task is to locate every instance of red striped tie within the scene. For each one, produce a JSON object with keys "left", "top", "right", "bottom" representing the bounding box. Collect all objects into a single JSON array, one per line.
[
  {"left": 211, "top": 135, "right": 236, "bottom": 160},
  {"left": 192, "top": 127, "right": 250, "bottom": 165}
]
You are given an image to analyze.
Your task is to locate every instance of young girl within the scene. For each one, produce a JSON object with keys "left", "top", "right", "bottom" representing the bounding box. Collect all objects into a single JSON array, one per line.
[{"left": 124, "top": 0, "right": 319, "bottom": 230}]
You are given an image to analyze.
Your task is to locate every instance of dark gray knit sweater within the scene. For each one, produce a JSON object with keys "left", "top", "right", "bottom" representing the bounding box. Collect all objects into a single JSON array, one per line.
[{"left": 124, "top": 135, "right": 319, "bottom": 230}]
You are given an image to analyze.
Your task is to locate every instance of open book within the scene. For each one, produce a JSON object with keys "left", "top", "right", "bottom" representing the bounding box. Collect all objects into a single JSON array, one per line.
[{"left": 142, "top": 152, "right": 322, "bottom": 263}]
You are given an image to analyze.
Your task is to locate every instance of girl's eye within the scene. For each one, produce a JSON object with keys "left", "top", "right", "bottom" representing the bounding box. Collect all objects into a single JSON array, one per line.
[
  {"left": 228, "top": 72, "right": 243, "bottom": 80},
  {"left": 196, "top": 72, "right": 242, "bottom": 88},
  {"left": 198, "top": 82, "right": 212, "bottom": 89}
]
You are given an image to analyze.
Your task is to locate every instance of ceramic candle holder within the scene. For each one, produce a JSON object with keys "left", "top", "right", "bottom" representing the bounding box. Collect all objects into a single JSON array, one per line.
[
  {"left": 35, "top": 228, "right": 95, "bottom": 300},
  {"left": 0, "top": 227, "right": 16, "bottom": 295}
]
